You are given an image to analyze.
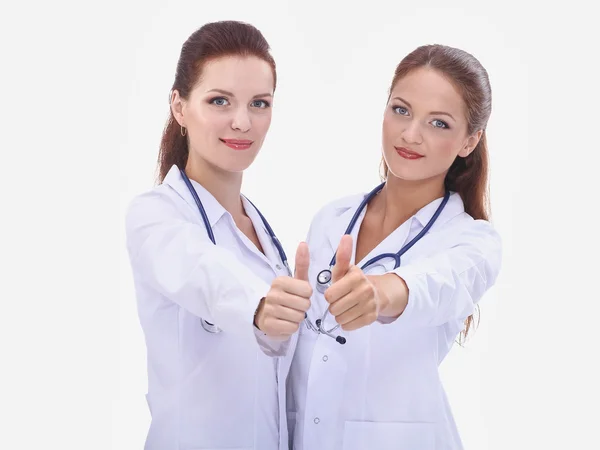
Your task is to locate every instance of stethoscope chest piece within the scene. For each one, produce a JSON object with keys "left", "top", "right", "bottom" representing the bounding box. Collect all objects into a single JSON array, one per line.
[
  {"left": 201, "top": 319, "right": 221, "bottom": 334},
  {"left": 316, "top": 269, "right": 332, "bottom": 293}
]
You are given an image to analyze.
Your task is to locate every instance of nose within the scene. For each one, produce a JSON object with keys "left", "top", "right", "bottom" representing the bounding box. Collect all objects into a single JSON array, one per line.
[
  {"left": 401, "top": 120, "right": 423, "bottom": 145},
  {"left": 231, "top": 107, "right": 251, "bottom": 133}
]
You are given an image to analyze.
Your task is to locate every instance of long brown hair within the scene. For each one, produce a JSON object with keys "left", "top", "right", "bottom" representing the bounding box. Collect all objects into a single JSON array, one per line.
[
  {"left": 157, "top": 21, "right": 277, "bottom": 183},
  {"left": 382, "top": 44, "right": 493, "bottom": 342}
]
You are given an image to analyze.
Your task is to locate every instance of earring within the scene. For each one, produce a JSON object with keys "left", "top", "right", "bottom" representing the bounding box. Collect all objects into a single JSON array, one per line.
[{"left": 181, "top": 126, "right": 187, "bottom": 137}]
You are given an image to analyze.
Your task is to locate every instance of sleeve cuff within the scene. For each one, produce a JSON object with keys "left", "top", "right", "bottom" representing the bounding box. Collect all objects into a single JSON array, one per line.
[
  {"left": 253, "top": 327, "right": 292, "bottom": 357},
  {"left": 211, "top": 276, "right": 271, "bottom": 333}
]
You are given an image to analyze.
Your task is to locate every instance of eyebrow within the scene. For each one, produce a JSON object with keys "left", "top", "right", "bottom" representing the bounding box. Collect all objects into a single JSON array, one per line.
[
  {"left": 392, "top": 96, "right": 456, "bottom": 121},
  {"left": 206, "top": 88, "right": 273, "bottom": 99}
]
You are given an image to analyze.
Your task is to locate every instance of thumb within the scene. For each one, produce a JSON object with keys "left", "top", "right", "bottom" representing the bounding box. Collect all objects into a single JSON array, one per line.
[
  {"left": 294, "top": 241, "right": 310, "bottom": 281},
  {"left": 331, "top": 234, "right": 353, "bottom": 283}
]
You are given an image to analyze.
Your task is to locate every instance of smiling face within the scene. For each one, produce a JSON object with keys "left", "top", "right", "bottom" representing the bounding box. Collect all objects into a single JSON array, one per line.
[
  {"left": 171, "top": 55, "right": 275, "bottom": 173},
  {"left": 382, "top": 67, "right": 482, "bottom": 185}
]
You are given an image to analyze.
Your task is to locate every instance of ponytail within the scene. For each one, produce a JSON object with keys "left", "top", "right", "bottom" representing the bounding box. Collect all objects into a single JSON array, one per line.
[{"left": 157, "top": 111, "right": 189, "bottom": 184}]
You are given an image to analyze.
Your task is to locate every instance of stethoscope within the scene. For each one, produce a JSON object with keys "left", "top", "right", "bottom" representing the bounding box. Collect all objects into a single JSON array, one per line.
[
  {"left": 179, "top": 168, "right": 291, "bottom": 333},
  {"left": 305, "top": 182, "right": 450, "bottom": 345}
]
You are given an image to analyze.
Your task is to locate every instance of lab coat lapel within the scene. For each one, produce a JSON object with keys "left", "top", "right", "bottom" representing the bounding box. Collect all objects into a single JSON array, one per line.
[
  {"left": 163, "top": 164, "right": 226, "bottom": 227},
  {"left": 326, "top": 201, "right": 362, "bottom": 265},
  {"left": 241, "top": 196, "right": 287, "bottom": 277}
]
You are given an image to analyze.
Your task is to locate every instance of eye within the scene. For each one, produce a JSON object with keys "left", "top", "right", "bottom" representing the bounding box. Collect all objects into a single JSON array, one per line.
[
  {"left": 431, "top": 119, "right": 449, "bottom": 129},
  {"left": 209, "top": 97, "right": 229, "bottom": 106},
  {"left": 392, "top": 105, "right": 409, "bottom": 116},
  {"left": 251, "top": 99, "right": 270, "bottom": 109}
]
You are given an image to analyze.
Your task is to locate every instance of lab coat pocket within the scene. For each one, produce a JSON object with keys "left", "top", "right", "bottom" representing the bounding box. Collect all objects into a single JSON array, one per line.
[{"left": 342, "top": 421, "right": 435, "bottom": 450}]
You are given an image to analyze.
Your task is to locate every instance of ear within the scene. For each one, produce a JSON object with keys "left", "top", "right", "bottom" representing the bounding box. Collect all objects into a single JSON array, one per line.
[
  {"left": 458, "top": 129, "right": 483, "bottom": 158},
  {"left": 170, "top": 90, "right": 186, "bottom": 127}
]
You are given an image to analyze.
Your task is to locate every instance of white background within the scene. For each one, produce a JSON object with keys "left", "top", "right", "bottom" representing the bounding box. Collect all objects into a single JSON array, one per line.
[{"left": 1, "top": 0, "right": 598, "bottom": 449}]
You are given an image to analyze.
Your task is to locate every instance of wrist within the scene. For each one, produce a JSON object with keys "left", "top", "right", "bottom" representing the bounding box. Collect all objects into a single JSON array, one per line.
[
  {"left": 254, "top": 297, "right": 265, "bottom": 330},
  {"left": 374, "top": 273, "right": 408, "bottom": 319}
]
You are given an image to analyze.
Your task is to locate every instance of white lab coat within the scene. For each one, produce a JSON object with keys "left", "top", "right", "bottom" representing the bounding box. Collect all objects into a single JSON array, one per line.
[
  {"left": 125, "top": 165, "right": 293, "bottom": 450},
  {"left": 285, "top": 191, "right": 502, "bottom": 450}
]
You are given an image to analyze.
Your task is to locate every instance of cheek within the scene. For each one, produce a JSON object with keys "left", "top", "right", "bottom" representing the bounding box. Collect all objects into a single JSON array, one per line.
[
  {"left": 381, "top": 113, "right": 395, "bottom": 143},
  {"left": 253, "top": 112, "right": 272, "bottom": 138},
  {"left": 189, "top": 106, "right": 211, "bottom": 134},
  {"left": 197, "top": 112, "right": 228, "bottom": 140},
  {"left": 429, "top": 133, "right": 462, "bottom": 160}
]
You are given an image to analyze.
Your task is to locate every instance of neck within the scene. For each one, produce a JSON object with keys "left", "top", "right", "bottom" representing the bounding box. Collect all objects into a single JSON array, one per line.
[
  {"left": 184, "top": 155, "right": 245, "bottom": 220},
  {"left": 374, "top": 174, "right": 446, "bottom": 232}
]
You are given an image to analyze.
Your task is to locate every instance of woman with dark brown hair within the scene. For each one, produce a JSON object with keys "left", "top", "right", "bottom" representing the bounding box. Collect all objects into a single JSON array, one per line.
[
  {"left": 286, "top": 45, "right": 503, "bottom": 449},
  {"left": 125, "top": 21, "right": 311, "bottom": 450}
]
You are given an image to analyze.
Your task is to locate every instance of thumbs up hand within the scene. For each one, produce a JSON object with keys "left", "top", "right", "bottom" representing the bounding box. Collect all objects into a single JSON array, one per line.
[
  {"left": 294, "top": 241, "right": 310, "bottom": 282},
  {"left": 254, "top": 242, "right": 312, "bottom": 338},
  {"left": 331, "top": 234, "right": 353, "bottom": 283},
  {"left": 324, "top": 235, "right": 383, "bottom": 331}
]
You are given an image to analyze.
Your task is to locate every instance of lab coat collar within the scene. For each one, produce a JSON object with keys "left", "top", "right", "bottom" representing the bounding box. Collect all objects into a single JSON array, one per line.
[
  {"left": 324, "top": 194, "right": 366, "bottom": 262},
  {"left": 240, "top": 195, "right": 269, "bottom": 237},
  {"left": 413, "top": 191, "right": 465, "bottom": 228},
  {"left": 326, "top": 189, "right": 465, "bottom": 257},
  {"left": 163, "top": 164, "right": 227, "bottom": 227}
]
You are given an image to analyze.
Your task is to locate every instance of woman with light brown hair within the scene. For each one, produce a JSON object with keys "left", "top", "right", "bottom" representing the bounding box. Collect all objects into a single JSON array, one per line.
[{"left": 287, "top": 44, "right": 503, "bottom": 450}]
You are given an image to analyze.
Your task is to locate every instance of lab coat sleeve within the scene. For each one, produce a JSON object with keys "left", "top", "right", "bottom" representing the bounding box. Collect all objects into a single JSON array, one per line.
[
  {"left": 253, "top": 327, "right": 291, "bottom": 357},
  {"left": 125, "top": 192, "right": 271, "bottom": 335},
  {"left": 388, "top": 219, "right": 502, "bottom": 329}
]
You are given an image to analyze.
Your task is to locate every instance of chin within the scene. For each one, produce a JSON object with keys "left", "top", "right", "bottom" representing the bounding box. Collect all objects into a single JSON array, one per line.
[
  {"left": 220, "top": 163, "right": 251, "bottom": 174},
  {"left": 221, "top": 156, "right": 258, "bottom": 173},
  {"left": 386, "top": 163, "right": 428, "bottom": 182}
]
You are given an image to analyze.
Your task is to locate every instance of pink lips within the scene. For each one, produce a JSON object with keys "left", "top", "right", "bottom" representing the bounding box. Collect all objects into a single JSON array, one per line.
[
  {"left": 220, "top": 139, "right": 253, "bottom": 151},
  {"left": 395, "top": 146, "right": 424, "bottom": 160}
]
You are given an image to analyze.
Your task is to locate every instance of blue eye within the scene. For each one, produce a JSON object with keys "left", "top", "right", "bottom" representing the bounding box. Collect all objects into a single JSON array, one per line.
[
  {"left": 251, "top": 99, "right": 270, "bottom": 108},
  {"left": 431, "top": 119, "right": 449, "bottom": 129},
  {"left": 210, "top": 97, "right": 229, "bottom": 106},
  {"left": 392, "top": 105, "right": 409, "bottom": 115}
]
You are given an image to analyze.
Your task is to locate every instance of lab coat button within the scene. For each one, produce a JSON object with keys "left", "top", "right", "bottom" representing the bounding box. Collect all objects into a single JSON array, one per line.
[
  {"left": 314, "top": 417, "right": 320, "bottom": 424},
  {"left": 322, "top": 355, "right": 328, "bottom": 362}
]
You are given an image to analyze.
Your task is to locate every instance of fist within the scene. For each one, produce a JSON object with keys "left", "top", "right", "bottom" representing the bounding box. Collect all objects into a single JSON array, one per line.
[
  {"left": 255, "top": 242, "right": 312, "bottom": 337},
  {"left": 324, "top": 235, "right": 381, "bottom": 331}
]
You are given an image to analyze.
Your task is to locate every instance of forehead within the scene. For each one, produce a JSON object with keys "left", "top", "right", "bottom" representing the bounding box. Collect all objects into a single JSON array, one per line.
[
  {"left": 391, "top": 68, "right": 466, "bottom": 118},
  {"left": 196, "top": 55, "right": 274, "bottom": 96}
]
